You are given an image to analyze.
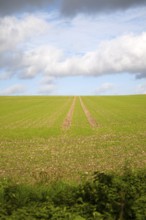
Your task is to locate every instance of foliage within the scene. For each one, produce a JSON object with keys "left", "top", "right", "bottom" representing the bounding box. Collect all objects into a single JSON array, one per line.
[{"left": 0, "top": 169, "right": 146, "bottom": 219}]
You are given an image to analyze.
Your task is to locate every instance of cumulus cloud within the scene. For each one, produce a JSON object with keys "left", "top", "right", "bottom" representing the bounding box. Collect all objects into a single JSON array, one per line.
[
  {"left": 1, "top": 31, "right": 146, "bottom": 80},
  {"left": 0, "top": 14, "right": 51, "bottom": 79},
  {"left": 0, "top": 84, "right": 26, "bottom": 95},
  {"left": 61, "top": 0, "right": 146, "bottom": 16},
  {"left": 19, "top": 32, "right": 146, "bottom": 78},
  {"left": 58, "top": 32, "right": 146, "bottom": 77},
  {"left": 95, "top": 82, "right": 115, "bottom": 94},
  {"left": 0, "top": 15, "right": 49, "bottom": 53},
  {"left": 18, "top": 45, "right": 63, "bottom": 79}
]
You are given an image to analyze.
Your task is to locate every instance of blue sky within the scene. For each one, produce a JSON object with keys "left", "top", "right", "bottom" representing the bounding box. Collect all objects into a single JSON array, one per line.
[{"left": 0, "top": 0, "right": 146, "bottom": 95}]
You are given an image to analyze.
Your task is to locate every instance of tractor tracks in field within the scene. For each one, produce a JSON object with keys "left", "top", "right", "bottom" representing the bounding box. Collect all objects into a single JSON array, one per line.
[
  {"left": 79, "top": 97, "right": 97, "bottom": 128},
  {"left": 62, "top": 96, "right": 76, "bottom": 129},
  {"left": 62, "top": 96, "right": 97, "bottom": 130}
]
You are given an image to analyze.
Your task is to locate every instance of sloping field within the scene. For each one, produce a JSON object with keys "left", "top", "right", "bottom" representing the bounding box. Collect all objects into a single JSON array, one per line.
[
  {"left": 0, "top": 95, "right": 146, "bottom": 183},
  {"left": 0, "top": 96, "right": 73, "bottom": 138},
  {"left": 62, "top": 96, "right": 76, "bottom": 129}
]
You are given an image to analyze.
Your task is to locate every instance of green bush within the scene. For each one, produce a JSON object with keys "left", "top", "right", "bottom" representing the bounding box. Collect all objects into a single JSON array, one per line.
[{"left": 0, "top": 169, "right": 146, "bottom": 219}]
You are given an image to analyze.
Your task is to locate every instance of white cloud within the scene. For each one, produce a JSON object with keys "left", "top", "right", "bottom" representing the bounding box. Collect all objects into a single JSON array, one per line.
[
  {"left": 40, "top": 76, "right": 55, "bottom": 84},
  {"left": 21, "top": 32, "right": 146, "bottom": 79},
  {"left": 0, "top": 4, "right": 145, "bottom": 96},
  {"left": 1, "top": 32, "right": 146, "bottom": 81},
  {"left": 0, "top": 13, "right": 54, "bottom": 80},
  {"left": 52, "top": 32, "right": 146, "bottom": 77},
  {"left": 0, "top": 84, "right": 26, "bottom": 95},
  {"left": 38, "top": 84, "right": 56, "bottom": 94},
  {"left": 0, "top": 14, "right": 50, "bottom": 53},
  {"left": 38, "top": 74, "right": 56, "bottom": 94},
  {"left": 19, "top": 45, "right": 63, "bottom": 79},
  {"left": 95, "top": 83, "right": 115, "bottom": 94},
  {"left": 136, "top": 83, "right": 146, "bottom": 94},
  {"left": 0, "top": 10, "right": 146, "bottom": 86}
]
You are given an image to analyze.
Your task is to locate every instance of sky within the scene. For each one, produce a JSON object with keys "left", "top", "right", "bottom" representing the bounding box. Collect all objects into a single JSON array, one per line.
[{"left": 0, "top": 0, "right": 146, "bottom": 95}]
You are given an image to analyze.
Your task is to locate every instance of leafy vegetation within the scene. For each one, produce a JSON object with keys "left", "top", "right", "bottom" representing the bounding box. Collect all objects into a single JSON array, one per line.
[{"left": 0, "top": 169, "right": 146, "bottom": 219}]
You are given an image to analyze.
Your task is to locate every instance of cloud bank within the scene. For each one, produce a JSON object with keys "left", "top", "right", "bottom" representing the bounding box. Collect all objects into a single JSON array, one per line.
[
  {"left": 1, "top": 31, "right": 146, "bottom": 80},
  {"left": 0, "top": 0, "right": 53, "bottom": 16},
  {"left": 61, "top": 0, "right": 146, "bottom": 16},
  {"left": 0, "top": 0, "right": 146, "bottom": 16},
  {"left": 23, "top": 32, "right": 146, "bottom": 78},
  {"left": 0, "top": 2, "right": 145, "bottom": 95}
]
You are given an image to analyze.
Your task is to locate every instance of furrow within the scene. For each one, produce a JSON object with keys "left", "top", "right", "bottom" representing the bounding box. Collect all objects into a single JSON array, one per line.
[
  {"left": 62, "top": 97, "right": 76, "bottom": 129},
  {"left": 79, "top": 97, "right": 97, "bottom": 128}
]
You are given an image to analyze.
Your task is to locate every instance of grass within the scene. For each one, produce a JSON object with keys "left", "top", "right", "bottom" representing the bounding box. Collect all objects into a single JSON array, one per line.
[
  {"left": 0, "top": 95, "right": 146, "bottom": 184},
  {"left": 82, "top": 95, "right": 146, "bottom": 135},
  {"left": 0, "top": 96, "right": 73, "bottom": 139},
  {"left": 69, "top": 97, "right": 93, "bottom": 136}
]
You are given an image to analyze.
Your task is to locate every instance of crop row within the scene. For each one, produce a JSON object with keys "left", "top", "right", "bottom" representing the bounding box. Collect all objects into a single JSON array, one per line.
[{"left": 0, "top": 95, "right": 146, "bottom": 183}]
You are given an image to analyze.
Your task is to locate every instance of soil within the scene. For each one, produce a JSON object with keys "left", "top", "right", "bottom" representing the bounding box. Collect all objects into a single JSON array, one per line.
[
  {"left": 79, "top": 97, "right": 97, "bottom": 128},
  {"left": 62, "top": 97, "right": 76, "bottom": 129}
]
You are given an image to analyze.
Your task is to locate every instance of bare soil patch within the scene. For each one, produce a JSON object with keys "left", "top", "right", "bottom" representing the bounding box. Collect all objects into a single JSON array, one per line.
[
  {"left": 62, "top": 97, "right": 76, "bottom": 129},
  {"left": 79, "top": 97, "right": 97, "bottom": 128}
]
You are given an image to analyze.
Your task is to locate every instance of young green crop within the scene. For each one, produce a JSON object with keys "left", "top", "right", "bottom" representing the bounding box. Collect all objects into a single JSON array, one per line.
[
  {"left": 0, "top": 96, "right": 73, "bottom": 139},
  {"left": 68, "top": 97, "right": 93, "bottom": 136},
  {"left": 0, "top": 95, "right": 146, "bottom": 183},
  {"left": 82, "top": 95, "right": 146, "bottom": 135}
]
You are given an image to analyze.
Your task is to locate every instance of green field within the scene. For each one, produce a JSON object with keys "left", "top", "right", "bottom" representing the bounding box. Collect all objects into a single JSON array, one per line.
[{"left": 0, "top": 95, "right": 146, "bottom": 183}]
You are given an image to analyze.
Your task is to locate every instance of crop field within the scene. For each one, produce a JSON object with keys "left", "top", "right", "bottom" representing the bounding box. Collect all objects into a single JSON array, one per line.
[{"left": 0, "top": 95, "right": 146, "bottom": 184}]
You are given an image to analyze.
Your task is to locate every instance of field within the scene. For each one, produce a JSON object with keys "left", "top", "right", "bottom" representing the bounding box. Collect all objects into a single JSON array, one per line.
[{"left": 0, "top": 95, "right": 146, "bottom": 184}]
